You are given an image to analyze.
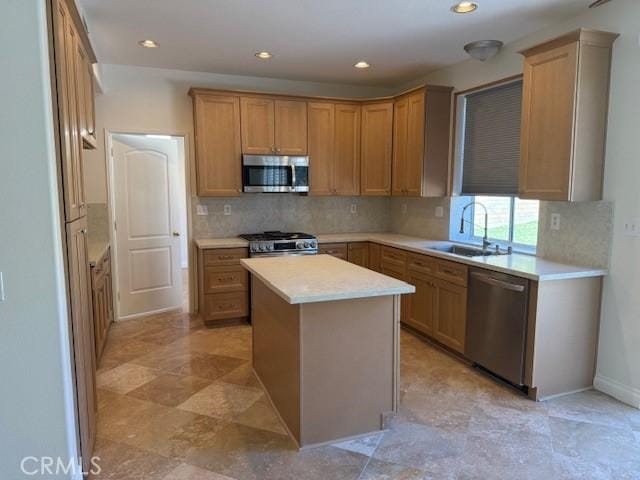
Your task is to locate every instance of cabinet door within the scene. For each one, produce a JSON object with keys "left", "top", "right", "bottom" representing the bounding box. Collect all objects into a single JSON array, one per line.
[
  {"left": 82, "top": 49, "right": 96, "bottom": 148},
  {"left": 274, "top": 100, "right": 307, "bottom": 155},
  {"left": 405, "top": 92, "right": 426, "bottom": 196},
  {"left": 194, "top": 94, "right": 242, "bottom": 196},
  {"left": 334, "top": 104, "right": 361, "bottom": 195},
  {"left": 368, "top": 243, "right": 381, "bottom": 272},
  {"left": 319, "top": 243, "right": 348, "bottom": 260},
  {"left": 54, "top": 1, "right": 85, "bottom": 221},
  {"left": 347, "top": 242, "right": 369, "bottom": 268},
  {"left": 66, "top": 217, "right": 96, "bottom": 472},
  {"left": 75, "top": 40, "right": 96, "bottom": 149},
  {"left": 240, "top": 97, "right": 275, "bottom": 154},
  {"left": 519, "top": 42, "right": 578, "bottom": 201},
  {"left": 433, "top": 279, "right": 467, "bottom": 353},
  {"left": 361, "top": 103, "right": 393, "bottom": 196},
  {"left": 406, "top": 272, "right": 436, "bottom": 336},
  {"left": 308, "top": 102, "right": 335, "bottom": 196},
  {"left": 392, "top": 97, "right": 409, "bottom": 196}
]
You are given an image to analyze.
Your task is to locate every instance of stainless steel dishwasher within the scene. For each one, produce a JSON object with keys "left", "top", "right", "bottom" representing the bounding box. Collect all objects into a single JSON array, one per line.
[{"left": 466, "top": 268, "right": 529, "bottom": 386}]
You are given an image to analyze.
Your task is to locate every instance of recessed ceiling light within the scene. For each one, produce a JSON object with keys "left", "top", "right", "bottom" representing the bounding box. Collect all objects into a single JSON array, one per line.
[
  {"left": 255, "top": 51, "right": 273, "bottom": 59},
  {"left": 354, "top": 61, "right": 371, "bottom": 69},
  {"left": 451, "top": 1, "right": 478, "bottom": 13},
  {"left": 138, "top": 39, "right": 159, "bottom": 48}
]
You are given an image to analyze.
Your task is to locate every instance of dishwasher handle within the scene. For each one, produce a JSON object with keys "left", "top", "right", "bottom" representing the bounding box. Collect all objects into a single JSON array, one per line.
[{"left": 470, "top": 272, "right": 526, "bottom": 292}]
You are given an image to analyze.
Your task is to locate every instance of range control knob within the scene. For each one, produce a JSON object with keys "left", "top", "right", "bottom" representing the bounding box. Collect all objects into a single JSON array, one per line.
[
  {"left": 259, "top": 245, "right": 265, "bottom": 251},
  {"left": 303, "top": 242, "right": 310, "bottom": 248},
  {"left": 296, "top": 241, "right": 304, "bottom": 249},
  {"left": 266, "top": 244, "right": 273, "bottom": 251}
]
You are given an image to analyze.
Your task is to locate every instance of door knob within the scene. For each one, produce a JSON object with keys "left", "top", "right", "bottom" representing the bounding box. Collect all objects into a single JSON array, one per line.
[{"left": 172, "top": 232, "right": 180, "bottom": 237}]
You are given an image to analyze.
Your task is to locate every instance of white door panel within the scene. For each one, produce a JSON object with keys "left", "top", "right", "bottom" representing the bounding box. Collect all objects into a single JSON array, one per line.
[{"left": 113, "top": 137, "right": 183, "bottom": 318}]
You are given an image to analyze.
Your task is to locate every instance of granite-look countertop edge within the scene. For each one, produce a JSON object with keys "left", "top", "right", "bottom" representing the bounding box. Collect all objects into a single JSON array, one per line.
[
  {"left": 241, "top": 255, "right": 415, "bottom": 305},
  {"left": 196, "top": 233, "right": 608, "bottom": 281},
  {"left": 87, "top": 240, "right": 110, "bottom": 267}
]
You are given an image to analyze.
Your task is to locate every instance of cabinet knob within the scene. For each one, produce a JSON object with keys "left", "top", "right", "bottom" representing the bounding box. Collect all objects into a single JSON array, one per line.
[{"left": 172, "top": 231, "right": 180, "bottom": 237}]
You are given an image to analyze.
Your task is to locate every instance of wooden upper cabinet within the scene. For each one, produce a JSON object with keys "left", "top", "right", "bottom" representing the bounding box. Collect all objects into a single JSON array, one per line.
[
  {"left": 392, "top": 97, "right": 410, "bottom": 196},
  {"left": 308, "top": 102, "right": 335, "bottom": 196},
  {"left": 333, "top": 104, "right": 360, "bottom": 195},
  {"left": 240, "top": 97, "right": 275, "bottom": 154},
  {"left": 274, "top": 100, "right": 307, "bottom": 155},
  {"left": 360, "top": 102, "right": 393, "bottom": 196},
  {"left": 308, "top": 102, "right": 360, "bottom": 196},
  {"left": 240, "top": 97, "right": 307, "bottom": 155},
  {"left": 53, "top": 0, "right": 86, "bottom": 222},
  {"left": 392, "top": 87, "right": 452, "bottom": 198},
  {"left": 192, "top": 93, "right": 242, "bottom": 196},
  {"left": 75, "top": 40, "right": 96, "bottom": 150},
  {"left": 519, "top": 29, "right": 618, "bottom": 201}
]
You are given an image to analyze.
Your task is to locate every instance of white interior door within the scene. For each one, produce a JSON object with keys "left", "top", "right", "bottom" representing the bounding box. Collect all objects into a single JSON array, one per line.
[{"left": 112, "top": 137, "right": 183, "bottom": 319}]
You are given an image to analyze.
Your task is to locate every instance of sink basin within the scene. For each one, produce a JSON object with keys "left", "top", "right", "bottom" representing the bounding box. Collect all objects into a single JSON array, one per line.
[{"left": 427, "top": 244, "right": 494, "bottom": 258}]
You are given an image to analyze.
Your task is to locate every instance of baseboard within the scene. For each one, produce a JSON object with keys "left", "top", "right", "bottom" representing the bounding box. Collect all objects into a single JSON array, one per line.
[
  {"left": 594, "top": 374, "right": 640, "bottom": 409},
  {"left": 117, "top": 305, "right": 182, "bottom": 321}
]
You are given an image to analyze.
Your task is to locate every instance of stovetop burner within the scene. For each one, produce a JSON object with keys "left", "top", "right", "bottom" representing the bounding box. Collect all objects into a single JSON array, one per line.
[{"left": 239, "top": 231, "right": 315, "bottom": 242}]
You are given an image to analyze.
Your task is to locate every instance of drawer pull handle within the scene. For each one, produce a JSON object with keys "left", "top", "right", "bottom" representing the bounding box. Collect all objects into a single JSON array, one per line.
[
  {"left": 218, "top": 303, "right": 234, "bottom": 310},
  {"left": 218, "top": 255, "right": 235, "bottom": 260},
  {"left": 218, "top": 276, "right": 234, "bottom": 282},
  {"left": 441, "top": 269, "right": 458, "bottom": 276}
]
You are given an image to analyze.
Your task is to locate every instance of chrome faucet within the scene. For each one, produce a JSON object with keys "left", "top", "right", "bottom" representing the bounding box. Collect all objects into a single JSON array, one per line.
[{"left": 459, "top": 201, "right": 491, "bottom": 251}]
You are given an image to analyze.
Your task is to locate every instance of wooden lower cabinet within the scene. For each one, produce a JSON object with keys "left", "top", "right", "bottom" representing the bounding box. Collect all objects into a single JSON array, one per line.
[
  {"left": 319, "top": 243, "right": 348, "bottom": 260},
  {"left": 368, "top": 243, "right": 381, "bottom": 273},
  {"left": 347, "top": 242, "right": 369, "bottom": 268},
  {"left": 65, "top": 217, "right": 96, "bottom": 473},
  {"left": 405, "top": 271, "right": 436, "bottom": 337},
  {"left": 198, "top": 247, "right": 249, "bottom": 324},
  {"left": 91, "top": 247, "right": 113, "bottom": 362},
  {"left": 432, "top": 278, "right": 467, "bottom": 353}
]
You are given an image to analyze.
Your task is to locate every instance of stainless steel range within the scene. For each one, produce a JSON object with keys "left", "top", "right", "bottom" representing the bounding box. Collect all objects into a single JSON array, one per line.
[{"left": 239, "top": 231, "right": 318, "bottom": 257}]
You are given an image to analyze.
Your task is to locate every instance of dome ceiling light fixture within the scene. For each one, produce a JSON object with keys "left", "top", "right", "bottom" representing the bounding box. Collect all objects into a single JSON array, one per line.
[
  {"left": 138, "top": 39, "right": 159, "bottom": 48},
  {"left": 464, "top": 40, "right": 503, "bottom": 61},
  {"left": 255, "top": 51, "right": 274, "bottom": 59},
  {"left": 451, "top": 1, "right": 478, "bottom": 14}
]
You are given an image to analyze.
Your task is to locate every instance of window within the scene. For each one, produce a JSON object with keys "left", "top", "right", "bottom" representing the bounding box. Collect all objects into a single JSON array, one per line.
[
  {"left": 452, "top": 78, "right": 539, "bottom": 250},
  {"left": 469, "top": 196, "right": 539, "bottom": 248}
]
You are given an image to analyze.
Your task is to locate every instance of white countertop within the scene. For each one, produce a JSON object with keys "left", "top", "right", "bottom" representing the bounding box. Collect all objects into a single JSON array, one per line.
[
  {"left": 197, "top": 233, "right": 608, "bottom": 281},
  {"left": 88, "top": 240, "right": 110, "bottom": 267},
  {"left": 241, "top": 254, "right": 415, "bottom": 305}
]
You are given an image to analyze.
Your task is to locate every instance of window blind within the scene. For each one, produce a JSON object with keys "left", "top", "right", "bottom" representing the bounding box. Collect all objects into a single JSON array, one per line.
[{"left": 461, "top": 80, "right": 522, "bottom": 195}]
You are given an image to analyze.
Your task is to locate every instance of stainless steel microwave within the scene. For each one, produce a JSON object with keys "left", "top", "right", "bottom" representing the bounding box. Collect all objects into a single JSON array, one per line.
[{"left": 242, "top": 155, "right": 309, "bottom": 193}]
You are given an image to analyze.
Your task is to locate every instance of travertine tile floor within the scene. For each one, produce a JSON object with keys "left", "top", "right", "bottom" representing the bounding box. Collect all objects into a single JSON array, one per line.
[{"left": 93, "top": 310, "right": 640, "bottom": 479}]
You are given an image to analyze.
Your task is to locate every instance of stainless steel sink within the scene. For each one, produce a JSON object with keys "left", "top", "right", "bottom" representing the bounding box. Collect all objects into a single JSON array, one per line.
[{"left": 427, "top": 244, "right": 494, "bottom": 258}]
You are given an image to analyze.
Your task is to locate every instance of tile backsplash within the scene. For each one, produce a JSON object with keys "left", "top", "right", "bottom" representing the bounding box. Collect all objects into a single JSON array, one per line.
[
  {"left": 389, "top": 197, "right": 450, "bottom": 240},
  {"left": 87, "top": 203, "right": 109, "bottom": 242},
  {"left": 193, "top": 195, "right": 391, "bottom": 238},
  {"left": 537, "top": 201, "right": 613, "bottom": 269}
]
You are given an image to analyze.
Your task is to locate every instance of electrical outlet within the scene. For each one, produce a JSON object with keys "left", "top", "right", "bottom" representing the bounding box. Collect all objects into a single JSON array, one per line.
[
  {"left": 550, "top": 213, "right": 561, "bottom": 231},
  {"left": 196, "top": 204, "right": 208, "bottom": 216},
  {"left": 223, "top": 205, "right": 232, "bottom": 216},
  {"left": 401, "top": 204, "right": 408, "bottom": 215},
  {"left": 624, "top": 218, "right": 640, "bottom": 237},
  {"left": 350, "top": 204, "right": 357, "bottom": 214},
  {"left": 435, "top": 206, "right": 444, "bottom": 218}
]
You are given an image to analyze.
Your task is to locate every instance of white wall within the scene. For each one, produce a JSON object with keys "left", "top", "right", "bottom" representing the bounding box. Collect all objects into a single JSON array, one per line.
[
  {"left": 415, "top": 0, "right": 640, "bottom": 406},
  {"left": 0, "top": 0, "right": 78, "bottom": 477}
]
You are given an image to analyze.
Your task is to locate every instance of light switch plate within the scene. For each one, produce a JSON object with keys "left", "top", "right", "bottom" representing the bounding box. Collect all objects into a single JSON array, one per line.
[
  {"left": 550, "top": 213, "right": 561, "bottom": 231},
  {"left": 196, "top": 204, "right": 208, "bottom": 216},
  {"left": 350, "top": 204, "right": 357, "bottom": 214},
  {"left": 0, "top": 272, "right": 5, "bottom": 303},
  {"left": 223, "top": 205, "right": 232, "bottom": 216},
  {"left": 435, "top": 206, "right": 444, "bottom": 218}
]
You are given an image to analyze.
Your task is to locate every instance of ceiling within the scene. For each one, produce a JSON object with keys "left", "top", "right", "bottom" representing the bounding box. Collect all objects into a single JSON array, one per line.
[{"left": 79, "top": 0, "right": 593, "bottom": 87}]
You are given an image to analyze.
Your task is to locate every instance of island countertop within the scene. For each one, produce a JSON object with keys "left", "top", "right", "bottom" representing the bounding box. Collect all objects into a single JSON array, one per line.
[{"left": 241, "top": 254, "right": 415, "bottom": 304}]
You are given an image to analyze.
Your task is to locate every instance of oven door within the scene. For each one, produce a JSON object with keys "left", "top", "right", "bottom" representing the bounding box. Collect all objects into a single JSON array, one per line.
[{"left": 242, "top": 155, "right": 309, "bottom": 193}]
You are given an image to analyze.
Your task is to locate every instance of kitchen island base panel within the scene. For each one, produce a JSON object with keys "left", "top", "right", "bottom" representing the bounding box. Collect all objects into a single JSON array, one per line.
[{"left": 251, "top": 278, "right": 399, "bottom": 449}]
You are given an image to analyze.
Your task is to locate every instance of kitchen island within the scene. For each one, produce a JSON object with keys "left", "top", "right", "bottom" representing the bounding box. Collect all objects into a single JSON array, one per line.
[{"left": 241, "top": 254, "right": 415, "bottom": 449}]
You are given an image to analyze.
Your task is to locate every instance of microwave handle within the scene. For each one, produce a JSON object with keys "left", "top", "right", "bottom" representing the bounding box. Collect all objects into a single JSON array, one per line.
[{"left": 291, "top": 164, "right": 296, "bottom": 188}]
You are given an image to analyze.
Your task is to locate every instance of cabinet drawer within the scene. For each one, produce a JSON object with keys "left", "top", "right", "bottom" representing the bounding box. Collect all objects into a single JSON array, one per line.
[
  {"left": 380, "top": 247, "right": 407, "bottom": 276},
  {"left": 203, "top": 292, "right": 248, "bottom": 321},
  {"left": 204, "top": 248, "right": 248, "bottom": 266},
  {"left": 435, "top": 259, "right": 468, "bottom": 287},
  {"left": 204, "top": 265, "right": 248, "bottom": 293},
  {"left": 319, "top": 243, "right": 348, "bottom": 259},
  {"left": 407, "top": 253, "right": 437, "bottom": 276}
]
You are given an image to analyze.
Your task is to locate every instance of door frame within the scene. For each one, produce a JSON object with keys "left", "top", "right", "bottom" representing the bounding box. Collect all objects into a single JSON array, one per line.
[{"left": 104, "top": 128, "right": 196, "bottom": 321}]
